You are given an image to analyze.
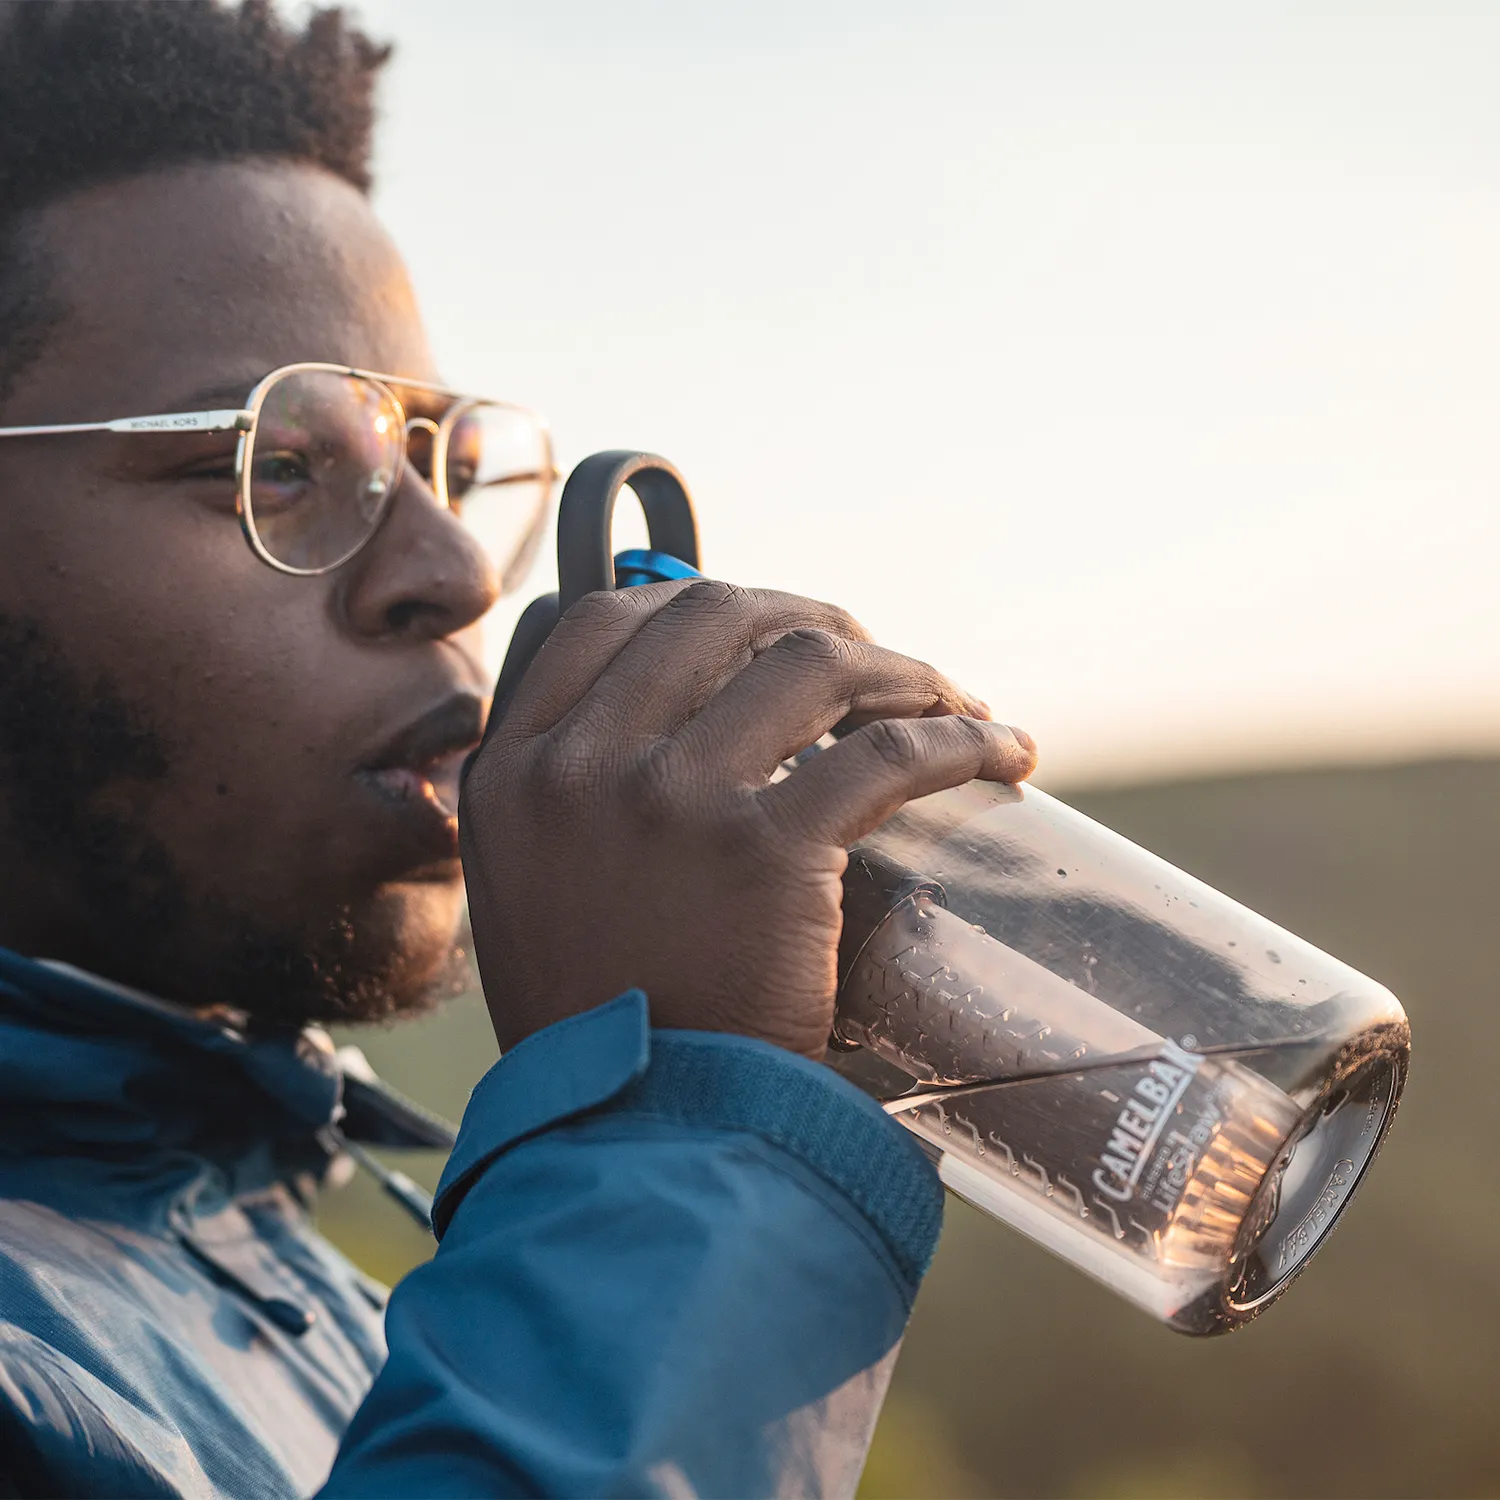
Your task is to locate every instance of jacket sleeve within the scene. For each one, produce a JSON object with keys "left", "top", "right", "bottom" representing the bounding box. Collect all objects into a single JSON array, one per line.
[{"left": 317, "top": 990, "right": 944, "bottom": 1500}]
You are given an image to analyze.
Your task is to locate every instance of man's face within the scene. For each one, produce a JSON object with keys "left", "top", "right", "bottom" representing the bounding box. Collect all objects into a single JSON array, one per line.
[{"left": 0, "top": 161, "right": 501, "bottom": 1025}]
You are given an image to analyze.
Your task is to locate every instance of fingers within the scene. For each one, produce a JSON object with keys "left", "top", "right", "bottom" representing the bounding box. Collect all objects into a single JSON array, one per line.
[
  {"left": 671, "top": 628, "right": 991, "bottom": 783},
  {"left": 496, "top": 579, "right": 698, "bottom": 740},
  {"left": 551, "top": 579, "right": 875, "bottom": 741},
  {"left": 759, "top": 715, "right": 1037, "bottom": 847}
]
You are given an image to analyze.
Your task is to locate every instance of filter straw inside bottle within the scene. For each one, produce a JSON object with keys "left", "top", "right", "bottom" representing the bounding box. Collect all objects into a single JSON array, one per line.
[{"left": 830, "top": 782, "right": 1408, "bottom": 1334}]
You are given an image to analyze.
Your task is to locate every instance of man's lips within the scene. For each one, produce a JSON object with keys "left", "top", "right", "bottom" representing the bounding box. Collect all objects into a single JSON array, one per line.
[
  {"left": 357, "top": 694, "right": 487, "bottom": 821},
  {"left": 362, "top": 754, "right": 469, "bottom": 818}
]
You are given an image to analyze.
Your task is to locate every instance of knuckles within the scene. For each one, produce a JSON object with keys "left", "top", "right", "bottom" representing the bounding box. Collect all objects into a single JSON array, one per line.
[
  {"left": 774, "top": 626, "right": 849, "bottom": 664},
  {"left": 669, "top": 582, "right": 866, "bottom": 645},
  {"left": 666, "top": 578, "right": 747, "bottom": 616},
  {"left": 752, "top": 591, "right": 862, "bottom": 641},
  {"left": 456, "top": 737, "right": 509, "bottom": 816},
  {"left": 945, "top": 714, "right": 995, "bottom": 760},
  {"left": 625, "top": 738, "right": 688, "bottom": 825},
  {"left": 466, "top": 724, "right": 614, "bottom": 824},
  {"left": 525, "top": 727, "right": 613, "bottom": 814},
  {"left": 858, "top": 715, "right": 925, "bottom": 771},
  {"left": 852, "top": 712, "right": 991, "bottom": 776},
  {"left": 557, "top": 588, "right": 642, "bottom": 633},
  {"left": 554, "top": 577, "right": 700, "bottom": 637},
  {"left": 797, "top": 596, "right": 864, "bottom": 643}
]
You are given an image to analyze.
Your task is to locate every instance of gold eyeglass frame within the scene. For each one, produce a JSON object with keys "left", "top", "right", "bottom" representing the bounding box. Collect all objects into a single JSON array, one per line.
[{"left": 0, "top": 360, "right": 559, "bottom": 582}]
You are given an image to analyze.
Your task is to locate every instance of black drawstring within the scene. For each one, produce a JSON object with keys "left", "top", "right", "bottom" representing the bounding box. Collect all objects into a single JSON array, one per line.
[{"left": 328, "top": 1128, "right": 437, "bottom": 1234}]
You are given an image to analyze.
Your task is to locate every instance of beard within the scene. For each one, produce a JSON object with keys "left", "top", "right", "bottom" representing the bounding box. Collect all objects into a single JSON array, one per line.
[{"left": 0, "top": 612, "right": 465, "bottom": 1030}]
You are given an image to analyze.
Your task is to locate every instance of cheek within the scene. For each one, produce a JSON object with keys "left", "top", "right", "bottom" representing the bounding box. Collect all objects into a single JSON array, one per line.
[
  {"left": 9, "top": 465, "right": 292, "bottom": 668},
  {"left": 89, "top": 506, "right": 330, "bottom": 749},
  {"left": 12, "top": 481, "right": 354, "bottom": 873},
  {"left": 138, "top": 621, "right": 361, "bottom": 900}
]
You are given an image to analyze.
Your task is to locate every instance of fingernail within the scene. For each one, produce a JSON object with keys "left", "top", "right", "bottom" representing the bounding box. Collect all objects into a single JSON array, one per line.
[
  {"left": 1007, "top": 724, "right": 1038, "bottom": 757},
  {"left": 969, "top": 697, "right": 993, "bottom": 720}
]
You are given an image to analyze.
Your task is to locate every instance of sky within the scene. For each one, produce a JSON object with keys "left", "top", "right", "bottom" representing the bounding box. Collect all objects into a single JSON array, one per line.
[{"left": 346, "top": 0, "right": 1499, "bottom": 787}]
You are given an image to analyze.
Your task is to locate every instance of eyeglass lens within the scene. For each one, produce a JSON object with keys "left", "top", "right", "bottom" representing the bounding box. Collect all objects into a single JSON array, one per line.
[
  {"left": 244, "top": 369, "right": 549, "bottom": 582},
  {"left": 442, "top": 403, "right": 551, "bottom": 592},
  {"left": 246, "top": 370, "right": 401, "bottom": 572}
]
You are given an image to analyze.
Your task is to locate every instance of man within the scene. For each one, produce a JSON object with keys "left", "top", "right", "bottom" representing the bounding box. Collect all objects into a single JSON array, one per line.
[{"left": 0, "top": 4, "right": 1037, "bottom": 1496}]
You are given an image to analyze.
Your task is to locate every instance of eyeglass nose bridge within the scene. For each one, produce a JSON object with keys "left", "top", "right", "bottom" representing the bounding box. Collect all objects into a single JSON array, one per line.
[{"left": 401, "top": 414, "right": 449, "bottom": 508}]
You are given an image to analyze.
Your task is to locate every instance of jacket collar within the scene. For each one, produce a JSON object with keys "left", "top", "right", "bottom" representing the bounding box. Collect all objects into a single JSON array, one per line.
[{"left": 0, "top": 946, "right": 454, "bottom": 1172}]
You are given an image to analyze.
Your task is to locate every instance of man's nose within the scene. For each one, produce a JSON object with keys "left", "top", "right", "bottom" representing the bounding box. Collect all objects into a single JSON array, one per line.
[{"left": 338, "top": 468, "right": 501, "bottom": 642}]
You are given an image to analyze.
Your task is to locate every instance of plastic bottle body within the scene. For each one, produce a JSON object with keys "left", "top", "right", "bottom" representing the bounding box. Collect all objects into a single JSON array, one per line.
[{"left": 830, "top": 782, "right": 1409, "bottom": 1335}]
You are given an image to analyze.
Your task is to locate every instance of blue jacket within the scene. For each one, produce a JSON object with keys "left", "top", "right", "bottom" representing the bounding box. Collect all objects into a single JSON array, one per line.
[{"left": 0, "top": 948, "right": 943, "bottom": 1497}]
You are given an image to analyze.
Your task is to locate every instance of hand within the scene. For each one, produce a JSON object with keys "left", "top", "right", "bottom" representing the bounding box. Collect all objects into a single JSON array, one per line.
[{"left": 460, "top": 579, "right": 1037, "bottom": 1059}]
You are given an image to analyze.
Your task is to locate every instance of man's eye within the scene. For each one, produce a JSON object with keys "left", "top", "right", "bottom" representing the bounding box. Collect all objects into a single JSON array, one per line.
[
  {"left": 446, "top": 461, "right": 477, "bottom": 501},
  {"left": 256, "top": 451, "right": 311, "bottom": 486},
  {"left": 249, "top": 449, "right": 315, "bottom": 509}
]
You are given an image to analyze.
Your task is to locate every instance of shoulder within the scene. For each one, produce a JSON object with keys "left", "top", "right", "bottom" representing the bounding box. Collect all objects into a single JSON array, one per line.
[
  {"left": 0, "top": 1320, "right": 216, "bottom": 1499},
  {"left": 0, "top": 1188, "right": 378, "bottom": 1498}
]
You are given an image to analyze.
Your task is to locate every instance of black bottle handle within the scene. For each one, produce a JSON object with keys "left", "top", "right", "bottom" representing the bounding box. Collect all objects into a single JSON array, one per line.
[
  {"left": 556, "top": 450, "right": 700, "bottom": 611},
  {"left": 478, "top": 451, "right": 704, "bottom": 756}
]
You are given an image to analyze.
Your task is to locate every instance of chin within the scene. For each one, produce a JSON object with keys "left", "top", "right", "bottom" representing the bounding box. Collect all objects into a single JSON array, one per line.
[
  {"left": 221, "top": 878, "right": 474, "bottom": 1032},
  {"left": 344, "top": 879, "right": 473, "bottom": 1022}
]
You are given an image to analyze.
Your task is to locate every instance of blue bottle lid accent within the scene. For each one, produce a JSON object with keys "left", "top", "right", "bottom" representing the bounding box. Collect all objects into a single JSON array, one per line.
[{"left": 612, "top": 547, "right": 703, "bottom": 589}]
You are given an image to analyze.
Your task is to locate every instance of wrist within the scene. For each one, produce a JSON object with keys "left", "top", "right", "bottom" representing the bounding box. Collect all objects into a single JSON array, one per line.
[{"left": 436, "top": 990, "right": 944, "bottom": 1290}]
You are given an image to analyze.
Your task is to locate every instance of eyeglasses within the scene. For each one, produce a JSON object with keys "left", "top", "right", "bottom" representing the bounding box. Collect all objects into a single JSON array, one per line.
[{"left": 0, "top": 361, "right": 558, "bottom": 585}]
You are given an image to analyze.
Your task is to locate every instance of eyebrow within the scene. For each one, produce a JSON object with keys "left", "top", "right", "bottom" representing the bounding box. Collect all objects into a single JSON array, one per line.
[
  {"left": 161, "top": 378, "right": 259, "bottom": 412},
  {"left": 165, "top": 372, "right": 460, "bottom": 414}
]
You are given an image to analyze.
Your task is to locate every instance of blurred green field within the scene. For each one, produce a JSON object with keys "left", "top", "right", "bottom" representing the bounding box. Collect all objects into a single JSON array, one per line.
[{"left": 323, "top": 757, "right": 1500, "bottom": 1499}]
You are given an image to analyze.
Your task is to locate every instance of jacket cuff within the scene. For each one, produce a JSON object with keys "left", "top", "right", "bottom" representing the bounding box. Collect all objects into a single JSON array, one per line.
[{"left": 433, "top": 991, "right": 944, "bottom": 1286}]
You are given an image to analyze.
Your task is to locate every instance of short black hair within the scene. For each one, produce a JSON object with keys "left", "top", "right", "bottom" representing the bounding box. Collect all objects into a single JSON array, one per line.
[{"left": 0, "top": 0, "right": 391, "bottom": 408}]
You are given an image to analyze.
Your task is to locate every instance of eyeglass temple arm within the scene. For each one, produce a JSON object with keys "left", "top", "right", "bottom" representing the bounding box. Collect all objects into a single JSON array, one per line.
[
  {"left": 483, "top": 466, "right": 563, "bottom": 485},
  {"left": 0, "top": 409, "right": 253, "bottom": 439}
]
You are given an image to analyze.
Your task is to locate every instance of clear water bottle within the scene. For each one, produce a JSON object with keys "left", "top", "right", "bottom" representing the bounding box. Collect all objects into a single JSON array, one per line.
[
  {"left": 828, "top": 779, "right": 1410, "bottom": 1335},
  {"left": 504, "top": 449, "right": 1412, "bottom": 1337}
]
